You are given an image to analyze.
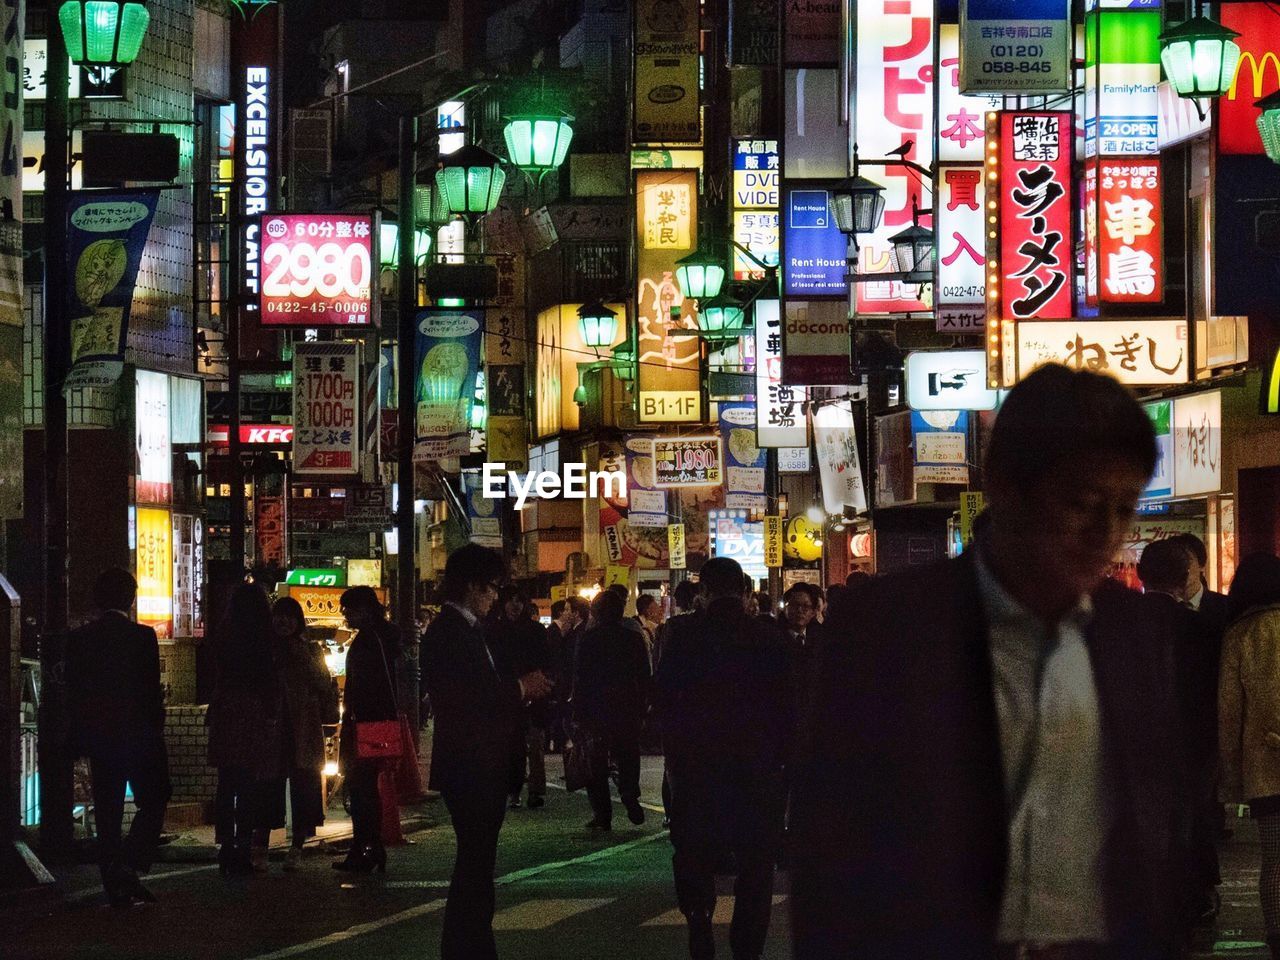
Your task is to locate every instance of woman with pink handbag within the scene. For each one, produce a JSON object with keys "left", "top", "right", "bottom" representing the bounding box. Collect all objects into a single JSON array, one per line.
[{"left": 334, "top": 586, "right": 401, "bottom": 874}]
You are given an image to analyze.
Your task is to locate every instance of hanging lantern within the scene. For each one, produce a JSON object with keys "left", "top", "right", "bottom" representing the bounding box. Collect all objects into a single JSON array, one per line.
[
  {"left": 503, "top": 113, "right": 574, "bottom": 171},
  {"left": 470, "top": 401, "right": 486, "bottom": 430},
  {"left": 609, "top": 341, "right": 636, "bottom": 381},
  {"left": 697, "top": 294, "right": 745, "bottom": 338},
  {"left": 1159, "top": 16, "right": 1241, "bottom": 100},
  {"left": 577, "top": 301, "right": 618, "bottom": 348},
  {"left": 379, "top": 222, "right": 432, "bottom": 268},
  {"left": 674, "top": 248, "right": 726, "bottom": 300},
  {"left": 434, "top": 144, "right": 507, "bottom": 217},
  {"left": 572, "top": 382, "right": 588, "bottom": 406},
  {"left": 888, "top": 223, "right": 935, "bottom": 275},
  {"left": 830, "top": 174, "right": 887, "bottom": 236},
  {"left": 1258, "top": 91, "right": 1280, "bottom": 165},
  {"left": 59, "top": 1, "right": 151, "bottom": 67}
]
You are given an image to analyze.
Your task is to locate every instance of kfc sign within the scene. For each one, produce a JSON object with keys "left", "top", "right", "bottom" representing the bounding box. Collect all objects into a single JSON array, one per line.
[
  {"left": 996, "top": 112, "right": 1074, "bottom": 321},
  {"left": 259, "top": 214, "right": 376, "bottom": 326},
  {"left": 1222, "top": 4, "right": 1280, "bottom": 155},
  {"left": 208, "top": 424, "right": 295, "bottom": 446}
]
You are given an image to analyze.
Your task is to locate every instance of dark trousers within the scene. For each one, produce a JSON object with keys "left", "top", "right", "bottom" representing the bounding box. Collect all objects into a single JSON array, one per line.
[
  {"left": 441, "top": 770, "right": 509, "bottom": 960},
  {"left": 90, "top": 750, "right": 171, "bottom": 885},
  {"left": 585, "top": 720, "right": 642, "bottom": 825},
  {"left": 668, "top": 761, "right": 785, "bottom": 960},
  {"left": 347, "top": 759, "right": 383, "bottom": 849}
]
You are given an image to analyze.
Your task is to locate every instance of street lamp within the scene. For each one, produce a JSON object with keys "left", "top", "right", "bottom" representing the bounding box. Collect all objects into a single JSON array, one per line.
[
  {"left": 58, "top": 0, "right": 150, "bottom": 67},
  {"left": 697, "top": 293, "right": 746, "bottom": 339},
  {"left": 1258, "top": 91, "right": 1280, "bottom": 165},
  {"left": 379, "top": 221, "right": 432, "bottom": 268},
  {"left": 609, "top": 341, "right": 636, "bottom": 381},
  {"left": 1159, "top": 15, "right": 1241, "bottom": 99},
  {"left": 503, "top": 112, "right": 574, "bottom": 172},
  {"left": 888, "top": 223, "right": 935, "bottom": 276},
  {"left": 830, "top": 174, "right": 887, "bottom": 237},
  {"left": 674, "top": 247, "right": 726, "bottom": 300},
  {"left": 434, "top": 144, "right": 507, "bottom": 218},
  {"left": 577, "top": 301, "right": 618, "bottom": 349}
]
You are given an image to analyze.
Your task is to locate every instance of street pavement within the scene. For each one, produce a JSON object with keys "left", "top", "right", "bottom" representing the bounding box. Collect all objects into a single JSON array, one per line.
[{"left": 8, "top": 758, "right": 1277, "bottom": 959}]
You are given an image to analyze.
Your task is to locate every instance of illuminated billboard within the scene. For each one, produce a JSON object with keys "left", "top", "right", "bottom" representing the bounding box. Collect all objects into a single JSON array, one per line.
[{"left": 259, "top": 213, "right": 376, "bottom": 326}]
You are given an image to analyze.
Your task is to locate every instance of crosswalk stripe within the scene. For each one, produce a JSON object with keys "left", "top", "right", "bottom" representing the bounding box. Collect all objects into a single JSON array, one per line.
[
  {"left": 492, "top": 898, "right": 614, "bottom": 930},
  {"left": 641, "top": 895, "right": 788, "bottom": 927}
]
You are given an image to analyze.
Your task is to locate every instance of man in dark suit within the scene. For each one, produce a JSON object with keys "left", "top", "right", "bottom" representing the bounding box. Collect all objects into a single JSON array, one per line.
[
  {"left": 421, "top": 544, "right": 551, "bottom": 960},
  {"left": 657, "top": 558, "right": 792, "bottom": 960},
  {"left": 1139, "top": 538, "right": 1221, "bottom": 926},
  {"left": 791, "top": 364, "right": 1190, "bottom": 960},
  {"left": 66, "top": 568, "right": 171, "bottom": 907},
  {"left": 1171, "top": 532, "right": 1230, "bottom": 638}
]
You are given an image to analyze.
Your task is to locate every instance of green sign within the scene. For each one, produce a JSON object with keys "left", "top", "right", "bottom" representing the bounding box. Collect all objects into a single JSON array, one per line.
[{"left": 286, "top": 568, "right": 345, "bottom": 587}]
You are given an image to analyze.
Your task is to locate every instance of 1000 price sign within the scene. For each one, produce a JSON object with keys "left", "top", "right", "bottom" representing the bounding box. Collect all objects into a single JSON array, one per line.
[{"left": 259, "top": 214, "right": 375, "bottom": 326}]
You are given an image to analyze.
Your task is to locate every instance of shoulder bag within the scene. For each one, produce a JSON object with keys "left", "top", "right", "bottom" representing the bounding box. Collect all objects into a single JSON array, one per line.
[{"left": 354, "top": 632, "right": 404, "bottom": 761}]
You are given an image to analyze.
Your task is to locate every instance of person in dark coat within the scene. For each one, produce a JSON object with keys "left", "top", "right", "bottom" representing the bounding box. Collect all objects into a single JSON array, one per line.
[
  {"left": 334, "top": 586, "right": 400, "bottom": 874},
  {"left": 271, "top": 596, "right": 339, "bottom": 871},
  {"left": 66, "top": 568, "right": 171, "bottom": 907},
  {"left": 573, "top": 588, "right": 651, "bottom": 832},
  {"left": 656, "top": 557, "right": 793, "bottom": 960},
  {"left": 488, "top": 585, "right": 552, "bottom": 810},
  {"left": 207, "top": 582, "right": 287, "bottom": 875},
  {"left": 422, "top": 545, "right": 551, "bottom": 960},
  {"left": 790, "top": 364, "right": 1191, "bottom": 960},
  {"left": 1172, "top": 532, "right": 1231, "bottom": 637}
]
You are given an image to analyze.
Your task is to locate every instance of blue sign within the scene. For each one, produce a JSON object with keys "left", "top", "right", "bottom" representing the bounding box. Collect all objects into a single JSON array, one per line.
[
  {"left": 414, "top": 308, "right": 484, "bottom": 457},
  {"left": 967, "top": 0, "right": 1068, "bottom": 17},
  {"left": 783, "top": 188, "right": 847, "bottom": 297},
  {"left": 1135, "top": 500, "right": 1171, "bottom": 516}
]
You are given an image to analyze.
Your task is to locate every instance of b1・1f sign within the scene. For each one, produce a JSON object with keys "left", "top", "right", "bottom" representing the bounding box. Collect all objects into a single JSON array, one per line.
[
  {"left": 960, "top": 0, "right": 1071, "bottom": 94},
  {"left": 260, "top": 214, "right": 376, "bottom": 326},
  {"left": 292, "top": 342, "right": 361, "bottom": 475}
]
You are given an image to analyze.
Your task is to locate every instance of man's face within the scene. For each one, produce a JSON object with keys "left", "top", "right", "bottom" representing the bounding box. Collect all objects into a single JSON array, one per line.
[
  {"left": 785, "top": 592, "right": 815, "bottom": 632},
  {"left": 466, "top": 578, "right": 500, "bottom": 619},
  {"left": 504, "top": 596, "right": 525, "bottom": 621},
  {"left": 1184, "top": 551, "right": 1204, "bottom": 597},
  {"left": 990, "top": 452, "right": 1148, "bottom": 604}
]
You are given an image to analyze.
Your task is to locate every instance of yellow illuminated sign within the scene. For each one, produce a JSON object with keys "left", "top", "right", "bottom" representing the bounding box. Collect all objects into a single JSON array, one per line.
[
  {"left": 136, "top": 507, "right": 173, "bottom": 638},
  {"left": 641, "top": 180, "right": 693, "bottom": 249},
  {"left": 763, "top": 516, "right": 783, "bottom": 568},
  {"left": 346, "top": 559, "right": 382, "bottom": 587},
  {"left": 667, "top": 524, "right": 687, "bottom": 570}
]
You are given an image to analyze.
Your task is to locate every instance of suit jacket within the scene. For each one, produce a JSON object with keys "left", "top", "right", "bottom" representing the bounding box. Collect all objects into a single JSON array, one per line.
[
  {"left": 1145, "top": 592, "right": 1219, "bottom": 774},
  {"left": 490, "top": 615, "right": 552, "bottom": 728},
  {"left": 789, "top": 553, "right": 1188, "bottom": 960},
  {"left": 1197, "top": 588, "right": 1231, "bottom": 642},
  {"left": 66, "top": 611, "right": 166, "bottom": 762},
  {"left": 421, "top": 604, "right": 523, "bottom": 793},
  {"left": 572, "top": 620, "right": 652, "bottom": 728}
]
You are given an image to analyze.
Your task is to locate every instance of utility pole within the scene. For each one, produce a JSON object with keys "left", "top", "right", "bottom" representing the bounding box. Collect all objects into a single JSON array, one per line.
[
  {"left": 395, "top": 114, "right": 420, "bottom": 734},
  {"left": 38, "top": 21, "right": 72, "bottom": 857}
]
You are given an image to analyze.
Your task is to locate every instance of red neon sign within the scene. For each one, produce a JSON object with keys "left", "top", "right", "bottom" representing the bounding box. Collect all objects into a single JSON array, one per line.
[
  {"left": 1096, "top": 160, "right": 1162, "bottom": 305},
  {"left": 207, "top": 424, "right": 294, "bottom": 446},
  {"left": 259, "top": 213, "right": 375, "bottom": 326}
]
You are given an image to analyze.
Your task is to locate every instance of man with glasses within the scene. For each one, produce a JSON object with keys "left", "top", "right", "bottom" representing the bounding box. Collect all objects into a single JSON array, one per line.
[
  {"left": 791, "top": 364, "right": 1191, "bottom": 960},
  {"left": 422, "top": 544, "right": 552, "bottom": 960}
]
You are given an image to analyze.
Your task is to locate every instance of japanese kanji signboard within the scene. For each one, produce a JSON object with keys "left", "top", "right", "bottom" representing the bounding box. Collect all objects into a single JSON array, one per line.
[
  {"left": 936, "top": 164, "right": 985, "bottom": 307},
  {"left": 292, "top": 341, "right": 361, "bottom": 476},
  {"left": 633, "top": 0, "right": 700, "bottom": 144},
  {"left": 1173, "top": 391, "right": 1222, "bottom": 497},
  {"left": 996, "top": 112, "right": 1074, "bottom": 322},
  {"left": 636, "top": 170, "right": 703, "bottom": 423},
  {"left": 754, "top": 299, "right": 809, "bottom": 448},
  {"left": 855, "top": 0, "right": 934, "bottom": 314},
  {"left": 1093, "top": 159, "right": 1162, "bottom": 305},
  {"left": 959, "top": 0, "right": 1071, "bottom": 95},
  {"left": 259, "top": 213, "right": 376, "bottom": 326},
  {"left": 652, "top": 436, "right": 724, "bottom": 488},
  {"left": 1015, "top": 319, "right": 1189, "bottom": 386},
  {"left": 939, "top": 25, "right": 1001, "bottom": 163}
]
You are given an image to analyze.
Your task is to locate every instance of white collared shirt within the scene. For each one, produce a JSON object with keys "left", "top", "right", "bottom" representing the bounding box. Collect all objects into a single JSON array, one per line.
[
  {"left": 975, "top": 550, "right": 1112, "bottom": 945},
  {"left": 1187, "top": 584, "right": 1204, "bottom": 611},
  {"left": 446, "top": 601, "right": 478, "bottom": 628}
]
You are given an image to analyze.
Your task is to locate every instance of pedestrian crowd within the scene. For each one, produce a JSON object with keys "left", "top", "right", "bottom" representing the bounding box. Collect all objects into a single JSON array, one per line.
[{"left": 61, "top": 362, "right": 1280, "bottom": 960}]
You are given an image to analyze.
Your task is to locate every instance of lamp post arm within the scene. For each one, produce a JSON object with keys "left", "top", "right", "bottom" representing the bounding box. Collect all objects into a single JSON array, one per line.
[{"left": 857, "top": 156, "right": 937, "bottom": 182}]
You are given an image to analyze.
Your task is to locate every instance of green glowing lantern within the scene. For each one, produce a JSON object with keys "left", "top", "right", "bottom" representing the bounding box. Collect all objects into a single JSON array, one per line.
[
  {"left": 609, "top": 341, "right": 636, "bottom": 381},
  {"left": 674, "top": 248, "right": 726, "bottom": 300},
  {"left": 697, "top": 294, "right": 745, "bottom": 338},
  {"left": 379, "top": 222, "right": 432, "bottom": 268},
  {"left": 577, "top": 301, "right": 618, "bottom": 348},
  {"left": 1258, "top": 91, "right": 1280, "bottom": 165},
  {"left": 503, "top": 113, "right": 574, "bottom": 171},
  {"left": 59, "top": 1, "right": 151, "bottom": 67},
  {"left": 1159, "top": 16, "right": 1242, "bottom": 100},
  {"left": 434, "top": 145, "right": 507, "bottom": 217}
]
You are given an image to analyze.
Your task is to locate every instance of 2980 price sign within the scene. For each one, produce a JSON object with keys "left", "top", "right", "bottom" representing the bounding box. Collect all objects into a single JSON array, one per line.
[{"left": 259, "top": 213, "right": 376, "bottom": 326}]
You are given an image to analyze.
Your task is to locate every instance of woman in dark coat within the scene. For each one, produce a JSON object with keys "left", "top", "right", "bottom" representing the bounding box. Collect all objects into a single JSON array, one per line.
[
  {"left": 272, "top": 596, "right": 339, "bottom": 871},
  {"left": 207, "top": 583, "right": 288, "bottom": 874},
  {"left": 487, "top": 585, "right": 552, "bottom": 809},
  {"left": 335, "top": 586, "right": 400, "bottom": 873},
  {"left": 573, "top": 589, "right": 652, "bottom": 832}
]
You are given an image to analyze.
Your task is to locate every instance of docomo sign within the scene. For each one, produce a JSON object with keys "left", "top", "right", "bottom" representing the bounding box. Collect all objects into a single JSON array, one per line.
[
  {"left": 260, "top": 214, "right": 375, "bottom": 326},
  {"left": 207, "top": 423, "right": 294, "bottom": 446}
]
